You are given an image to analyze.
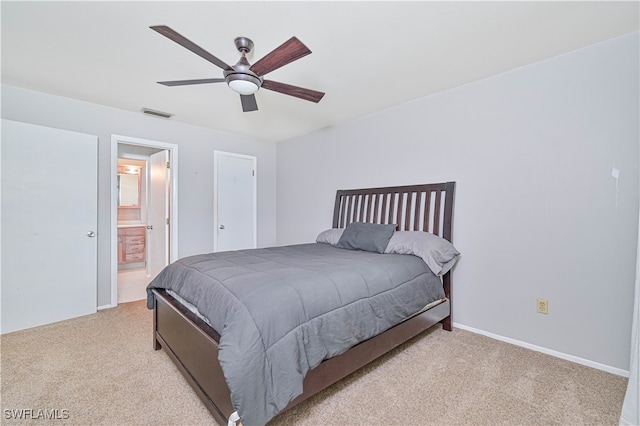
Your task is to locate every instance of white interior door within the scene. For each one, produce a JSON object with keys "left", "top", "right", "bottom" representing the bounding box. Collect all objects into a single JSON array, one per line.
[
  {"left": 147, "top": 150, "right": 169, "bottom": 278},
  {"left": 214, "top": 151, "right": 256, "bottom": 252},
  {"left": 1, "top": 119, "right": 97, "bottom": 334}
]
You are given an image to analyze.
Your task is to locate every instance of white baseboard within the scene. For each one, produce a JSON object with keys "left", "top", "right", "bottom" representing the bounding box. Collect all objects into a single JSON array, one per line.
[
  {"left": 453, "top": 322, "right": 630, "bottom": 378},
  {"left": 620, "top": 414, "right": 635, "bottom": 426},
  {"left": 97, "top": 304, "right": 116, "bottom": 311}
]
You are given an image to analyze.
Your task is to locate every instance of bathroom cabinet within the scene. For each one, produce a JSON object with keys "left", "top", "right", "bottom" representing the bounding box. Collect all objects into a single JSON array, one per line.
[{"left": 118, "top": 226, "right": 146, "bottom": 265}]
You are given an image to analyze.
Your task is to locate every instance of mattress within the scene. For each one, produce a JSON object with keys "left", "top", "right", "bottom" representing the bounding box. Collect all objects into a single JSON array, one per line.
[{"left": 166, "top": 288, "right": 446, "bottom": 329}]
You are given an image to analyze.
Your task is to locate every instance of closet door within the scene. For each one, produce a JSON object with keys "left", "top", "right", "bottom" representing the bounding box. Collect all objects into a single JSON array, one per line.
[
  {"left": 214, "top": 151, "right": 256, "bottom": 252},
  {"left": 1, "top": 119, "right": 98, "bottom": 334}
]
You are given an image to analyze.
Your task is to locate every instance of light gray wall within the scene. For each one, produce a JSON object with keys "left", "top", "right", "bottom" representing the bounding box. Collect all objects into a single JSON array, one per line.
[
  {"left": 276, "top": 32, "right": 639, "bottom": 371},
  {"left": 1, "top": 85, "right": 277, "bottom": 307}
]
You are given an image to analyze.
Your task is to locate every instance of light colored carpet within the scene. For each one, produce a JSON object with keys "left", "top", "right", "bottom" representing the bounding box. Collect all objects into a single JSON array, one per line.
[{"left": 1, "top": 300, "right": 627, "bottom": 425}]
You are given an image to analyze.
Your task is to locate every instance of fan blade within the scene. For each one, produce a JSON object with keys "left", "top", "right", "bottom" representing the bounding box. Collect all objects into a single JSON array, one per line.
[
  {"left": 240, "top": 94, "right": 258, "bottom": 112},
  {"left": 158, "top": 78, "right": 225, "bottom": 86},
  {"left": 150, "top": 25, "right": 232, "bottom": 70},
  {"left": 250, "top": 37, "right": 311, "bottom": 77},
  {"left": 261, "top": 80, "right": 325, "bottom": 103}
]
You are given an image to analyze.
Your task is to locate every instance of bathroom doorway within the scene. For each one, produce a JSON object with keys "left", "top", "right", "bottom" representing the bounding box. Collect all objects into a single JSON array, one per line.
[{"left": 110, "top": 135, "right": 179, "bottom": 306}]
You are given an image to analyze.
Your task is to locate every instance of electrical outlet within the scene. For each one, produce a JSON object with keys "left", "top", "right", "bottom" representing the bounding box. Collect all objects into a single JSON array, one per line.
[{"left": 537, "top": 298, "right": 548, "bottom": 315}]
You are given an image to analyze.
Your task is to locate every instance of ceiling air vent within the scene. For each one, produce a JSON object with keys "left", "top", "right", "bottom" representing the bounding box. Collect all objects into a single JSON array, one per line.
[{"left": 141, "top": 107, "right": 173, "bottom": 119}]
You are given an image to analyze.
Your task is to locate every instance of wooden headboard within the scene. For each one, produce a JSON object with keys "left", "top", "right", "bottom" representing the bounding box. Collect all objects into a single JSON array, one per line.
[
  {"left": 332, "top": 182, "right": 456, "bottom": 242},
  {"left": 332, "top": 181, "right": 456, "bottom": 303}
]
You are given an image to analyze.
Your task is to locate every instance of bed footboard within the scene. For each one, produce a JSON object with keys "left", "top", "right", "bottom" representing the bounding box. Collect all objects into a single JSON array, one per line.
[{"left": 153, "top": 289, "right": 234, "bottom": 425}]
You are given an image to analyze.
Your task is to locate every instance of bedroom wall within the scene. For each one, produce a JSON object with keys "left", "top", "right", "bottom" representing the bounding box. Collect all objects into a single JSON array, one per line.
[
  {"left": 276, "top": 32, "right": 640, "bottom": 372},
  {"left": 1, "top": 84, "right": 277, "bottom": 307}
]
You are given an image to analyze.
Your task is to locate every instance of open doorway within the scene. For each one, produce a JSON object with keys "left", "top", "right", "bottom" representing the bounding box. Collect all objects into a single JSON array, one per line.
[{"left": 110, "top": 135, "right": 179, "bottom": 306}]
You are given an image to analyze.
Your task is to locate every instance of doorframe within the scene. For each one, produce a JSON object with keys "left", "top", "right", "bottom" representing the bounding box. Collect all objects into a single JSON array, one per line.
[
  {"left": 110, "top": 135, "right": 179, "bottom": 307},
  {"left": 213, "top": 150, "right": 257, "bottom": 252}
]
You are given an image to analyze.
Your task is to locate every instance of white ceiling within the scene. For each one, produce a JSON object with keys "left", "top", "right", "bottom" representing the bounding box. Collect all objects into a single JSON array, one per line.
[{"left": 2, "top": 1, "right": 638, "bottom": 142}]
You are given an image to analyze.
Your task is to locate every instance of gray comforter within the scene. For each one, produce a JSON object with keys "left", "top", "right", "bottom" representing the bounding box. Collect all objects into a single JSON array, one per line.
[{"left": 146, "top": 242, "right": 444, "bottom": 426}]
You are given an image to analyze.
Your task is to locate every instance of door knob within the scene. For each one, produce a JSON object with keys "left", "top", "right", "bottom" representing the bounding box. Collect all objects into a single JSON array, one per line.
[
  {"left": 146, "top": 225, "right": 153, "bottom": 230},
  {"left": 219, "top": 225, "right": 225, "bottom": 230},
  {"left": 87, "top": 231, "right": 96, "bottom": 237}
]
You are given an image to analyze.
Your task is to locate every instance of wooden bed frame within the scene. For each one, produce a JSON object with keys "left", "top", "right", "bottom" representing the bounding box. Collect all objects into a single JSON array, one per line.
[{"left": 152, "top": 181, "right": 456, "bottom": 425}]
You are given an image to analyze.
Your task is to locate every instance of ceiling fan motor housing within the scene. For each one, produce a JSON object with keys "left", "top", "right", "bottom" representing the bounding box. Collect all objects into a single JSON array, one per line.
[{"left": 224, "top": 54, "right": 263, "bottom": 94}]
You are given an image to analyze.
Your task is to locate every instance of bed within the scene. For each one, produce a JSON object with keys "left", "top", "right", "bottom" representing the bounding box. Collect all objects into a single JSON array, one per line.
[{"left": 147, "top": 181, "right": 457, "bottom": 425}]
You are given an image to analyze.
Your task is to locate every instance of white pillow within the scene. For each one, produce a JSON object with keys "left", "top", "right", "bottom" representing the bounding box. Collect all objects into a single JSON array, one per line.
[
  {"left": 384, "top": 231, "right": 460, "bottom": 276},
  {"left": 316, "top": 228, "right": 344, "bottom": 245}
]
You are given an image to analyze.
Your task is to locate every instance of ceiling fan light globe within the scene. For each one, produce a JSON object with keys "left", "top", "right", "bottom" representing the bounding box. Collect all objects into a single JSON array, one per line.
[{"left": 226, "top": 73, "right": 261, "bottom": 95}]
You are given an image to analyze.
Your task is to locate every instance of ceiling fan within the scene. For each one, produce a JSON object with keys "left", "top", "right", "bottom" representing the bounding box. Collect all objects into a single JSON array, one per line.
[{"left": 150, "top": 25, "right": 325, "bottom": 112}]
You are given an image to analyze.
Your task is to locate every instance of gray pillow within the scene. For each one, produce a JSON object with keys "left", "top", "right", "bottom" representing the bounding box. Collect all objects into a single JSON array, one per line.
[
  {"left": 384, "top": 231, "right": 460, "bottom": 276},
  {"left": 316, "top": 228, "right": 344, "bottom": 245},
  {"left": 336, "top": 222, "right": 397, "bottom": 253}
]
